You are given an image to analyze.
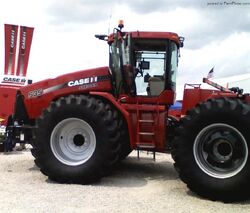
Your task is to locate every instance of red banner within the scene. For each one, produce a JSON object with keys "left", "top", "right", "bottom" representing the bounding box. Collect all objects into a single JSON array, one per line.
[
  {"left": 16, "top": 26, "right": 34, "bottom": 77},
  {"left": 4, "top": 24, "right": 18, "bottom": 75}
]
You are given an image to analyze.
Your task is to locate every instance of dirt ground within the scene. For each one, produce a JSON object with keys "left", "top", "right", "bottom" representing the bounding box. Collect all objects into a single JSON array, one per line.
[{"left": 0, "top": 150, "right": 250, "bottom": 213}]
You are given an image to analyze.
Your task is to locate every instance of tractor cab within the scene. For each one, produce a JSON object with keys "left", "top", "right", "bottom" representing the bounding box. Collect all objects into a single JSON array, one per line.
[
  {"left": 95, "top": 22, "right": 184, "bottom": 152},
  {"left": 105, "top": 22, "right": 183, "bottom": 104}
]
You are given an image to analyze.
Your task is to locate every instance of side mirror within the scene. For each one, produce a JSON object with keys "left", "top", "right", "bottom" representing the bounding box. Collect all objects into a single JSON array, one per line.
[{"left": 179, "top": 36, "right": 185, "bottom": 47}]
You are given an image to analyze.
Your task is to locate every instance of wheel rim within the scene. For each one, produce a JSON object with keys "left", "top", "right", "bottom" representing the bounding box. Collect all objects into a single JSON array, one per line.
[
  {"left": 50, "top": 118, "right": 96, "bottom": 166},
  {"left": 193, "top": 123, "right": 248, "bottom": 179}
]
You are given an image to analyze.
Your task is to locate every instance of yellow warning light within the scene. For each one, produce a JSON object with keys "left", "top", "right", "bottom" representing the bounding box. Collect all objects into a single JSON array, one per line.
[{"left": 118, "top": 20, "right": 124, "bottom": 30}]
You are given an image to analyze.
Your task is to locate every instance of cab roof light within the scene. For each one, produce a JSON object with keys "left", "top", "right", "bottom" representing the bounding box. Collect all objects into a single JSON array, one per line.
[{"left": 118, "top": 20, "right": 124, "bottom": 30}]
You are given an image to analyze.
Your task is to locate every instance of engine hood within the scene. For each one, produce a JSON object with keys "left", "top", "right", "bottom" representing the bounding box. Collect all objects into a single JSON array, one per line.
[
  {"left": 17, "top": 66, "right": 112, "bottom": 119},
  {"left": 20, "top": 66, "right": 111, "bottom": 98}
]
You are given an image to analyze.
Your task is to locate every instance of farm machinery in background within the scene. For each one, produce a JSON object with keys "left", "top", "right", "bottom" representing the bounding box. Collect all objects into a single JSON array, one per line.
[
  {"left": 3, "top": 21, "right": 250, "bottom": 202},
  {"left": 0, "top": 24, "right": 33, "bottom": 151}
]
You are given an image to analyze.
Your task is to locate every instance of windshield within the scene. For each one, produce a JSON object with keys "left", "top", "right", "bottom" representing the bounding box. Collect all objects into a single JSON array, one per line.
[
  {"left": 133, "top": 39, "right": 179, "bottom": 96},
  {"left": 109, "top": 34, "right": 179, "bottom": 97},
  {"left": 135, "top": 50, "right": 166, "bottom": 94}
]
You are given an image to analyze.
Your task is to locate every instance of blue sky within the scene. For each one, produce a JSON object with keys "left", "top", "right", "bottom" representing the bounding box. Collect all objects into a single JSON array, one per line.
[{"left": 0, "top": 0, "right": 250, "bottom": 98}]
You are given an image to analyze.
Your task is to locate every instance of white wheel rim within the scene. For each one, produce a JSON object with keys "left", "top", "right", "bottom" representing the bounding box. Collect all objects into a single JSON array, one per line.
[
  {"left": 193, "top": 123, "right": 248, "bottom": 179},
  {"left": 50, "top": 118, "right": 96, "bottom": 166}
]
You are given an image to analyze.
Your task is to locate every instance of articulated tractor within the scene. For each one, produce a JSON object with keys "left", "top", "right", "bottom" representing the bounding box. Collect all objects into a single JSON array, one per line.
[{"left": 6, "top": 22, "right": 250, "bottom": 202}]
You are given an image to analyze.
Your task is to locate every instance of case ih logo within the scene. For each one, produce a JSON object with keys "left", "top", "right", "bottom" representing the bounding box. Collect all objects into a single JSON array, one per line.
[
  {"left": 21, "top": 31, "right": 26, "bottom": 50},
  {"left": 1, "top": 76, "right": 26, "bottom": 85},
  {"left": 10, "top": 30, "right": 15, "bottom": 49},
  {"left": 68, "top": 77, "right": 97, "bottom": 87}
]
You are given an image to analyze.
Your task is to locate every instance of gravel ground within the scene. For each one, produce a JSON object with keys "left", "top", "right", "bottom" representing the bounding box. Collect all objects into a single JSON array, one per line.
[{"left": 0, "top": 150, "right": 250, "bottom": 213}]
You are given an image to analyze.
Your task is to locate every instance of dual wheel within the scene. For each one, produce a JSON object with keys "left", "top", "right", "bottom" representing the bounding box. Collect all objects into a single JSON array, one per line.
[
  {"left": 31, "top": 95, "right": 130, "bottom": 183},
  {"left": 172, "top": 98, "right": 250, "bottom": 202}
]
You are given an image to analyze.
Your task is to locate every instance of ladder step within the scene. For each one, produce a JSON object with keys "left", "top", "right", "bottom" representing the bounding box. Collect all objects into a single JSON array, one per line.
[
  {"left": 139, "top": 119, "right": 154, "bottom": 123},
  {"left": 137, "top": 143, "right": 156, "bottom": 149},
  {"left": 139, "top": 132, "right": 155, "bottom": 136}
]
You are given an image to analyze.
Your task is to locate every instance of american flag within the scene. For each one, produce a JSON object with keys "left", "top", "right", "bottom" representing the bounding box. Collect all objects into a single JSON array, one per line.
[{"left": 207, "top": 67, "right": 214, "bottom": 79}]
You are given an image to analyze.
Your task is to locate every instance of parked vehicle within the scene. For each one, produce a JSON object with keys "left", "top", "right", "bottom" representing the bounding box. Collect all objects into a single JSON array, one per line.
[{"left": 7, "top": 22, "right": 250, "bottom": 202}]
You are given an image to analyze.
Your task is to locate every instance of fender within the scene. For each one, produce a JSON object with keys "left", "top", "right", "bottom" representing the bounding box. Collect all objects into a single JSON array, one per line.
[
  {"left": 181, "top": 87, "right": 238, "bottom": 115},
  {"left": 90, "top": 91, "right": 134, "bottom": 147}
]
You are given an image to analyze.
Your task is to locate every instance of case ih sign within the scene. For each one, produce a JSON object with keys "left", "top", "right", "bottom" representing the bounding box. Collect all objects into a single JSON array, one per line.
[
  {"left": 2, "top": 24, "right": 33, "bottom": 85},
  {"left": 0, "top": 24, "right": 33, "bottom": 126}
]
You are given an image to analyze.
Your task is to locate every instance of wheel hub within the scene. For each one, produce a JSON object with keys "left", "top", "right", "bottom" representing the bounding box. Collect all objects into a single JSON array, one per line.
[
  {"left": 193, "top": 123, "right": 248, "bottom": 179},
  {"left": 73, "top": 134, "right": 85, "bottom": 147},
  {"left": 50, "top": 118, "right": 96, "bottom": 166},
  {"left": 213, "top": 139, "right": 233, "bottom": 162}
]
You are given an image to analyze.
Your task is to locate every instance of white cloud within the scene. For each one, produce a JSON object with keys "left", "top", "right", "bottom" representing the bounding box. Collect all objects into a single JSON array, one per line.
[{"left": 176, "top": 32, "right": 250, "bottom": 99}]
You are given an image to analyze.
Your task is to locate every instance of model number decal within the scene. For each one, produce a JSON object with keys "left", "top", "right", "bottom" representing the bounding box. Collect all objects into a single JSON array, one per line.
[
  {"left": 79, "top": 83, "right": 98, "bottom": 90},
  {"left": 28, "top": 89, "right": 43, "bottom": 98},
  {"left": 68, "top": 77, "right": 97, "bottom": 87}
]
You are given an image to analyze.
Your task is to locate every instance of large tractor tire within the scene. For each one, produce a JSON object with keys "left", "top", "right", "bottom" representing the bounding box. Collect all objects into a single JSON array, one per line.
[
  {"left": 172, "top": 98, "right": 250, "bottom": 202},
  {"left": 117, "top": 117, "right": 131, "bottom": 160},
  {"left": 32, "top": 95, "right": 122, "bottom": 183},
  {"left": 103, "top": 104, "right": 131, "bottom": 161}
]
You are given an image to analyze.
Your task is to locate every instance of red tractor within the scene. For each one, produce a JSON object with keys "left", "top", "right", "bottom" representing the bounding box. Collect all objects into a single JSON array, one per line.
[{"left": 6, "top": 22, "right": 250, "bottom": 202}]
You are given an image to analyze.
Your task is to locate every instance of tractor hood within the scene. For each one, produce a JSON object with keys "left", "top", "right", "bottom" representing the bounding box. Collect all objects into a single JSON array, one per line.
[{"left": 16, "top": 66, "right": 112, "bottom": 119}]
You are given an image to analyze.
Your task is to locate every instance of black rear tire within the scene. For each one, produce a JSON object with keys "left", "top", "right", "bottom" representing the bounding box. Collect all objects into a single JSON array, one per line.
[
  {"left": 32, "top": 95, "right": 122, "bottom": 183},
  {"left": 172, "top": 98, "right": 250, "bottom": 202}
]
